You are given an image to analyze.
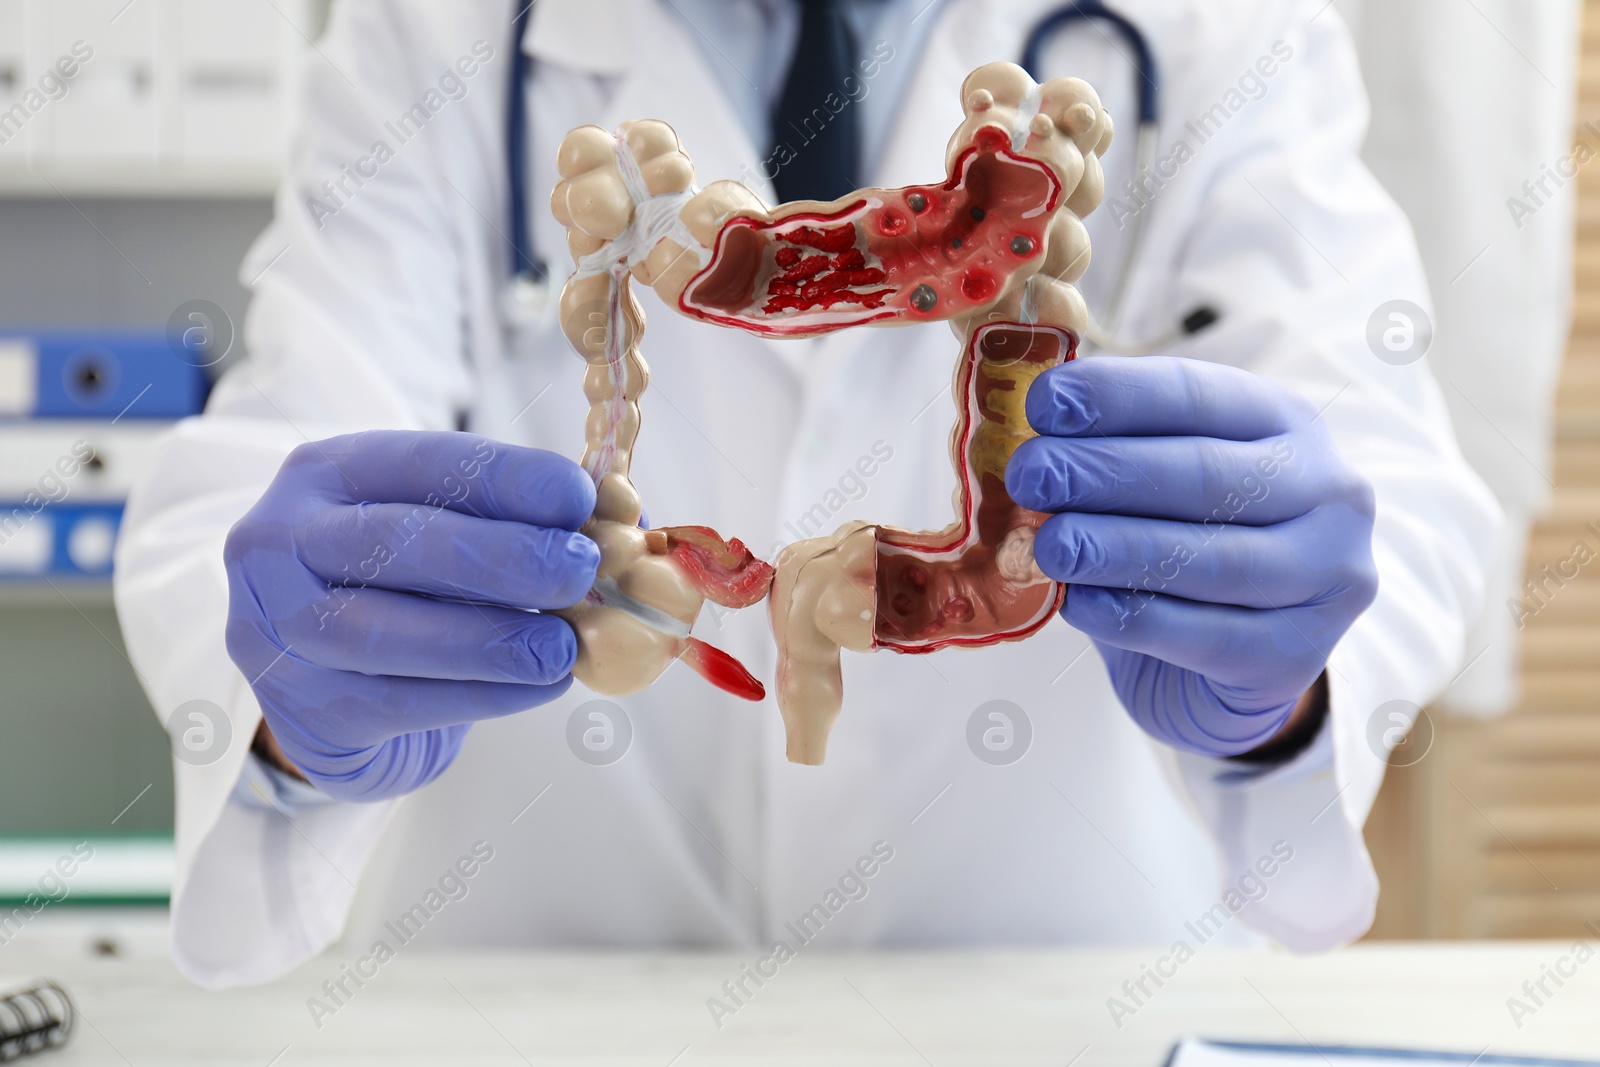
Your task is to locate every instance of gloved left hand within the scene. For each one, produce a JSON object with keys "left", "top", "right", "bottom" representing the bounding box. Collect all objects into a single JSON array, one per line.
[{"left": 1006, "top": 355, "right": 1378, "bottom": 758}]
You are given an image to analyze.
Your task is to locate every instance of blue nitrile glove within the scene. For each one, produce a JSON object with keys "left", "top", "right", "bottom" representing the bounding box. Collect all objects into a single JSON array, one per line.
[
  {"left": 1006, "top": 356, "right": 1378, "bottom": 758},
  {"left": 224, "top": 430, "right": 599, "bottom": 801}
]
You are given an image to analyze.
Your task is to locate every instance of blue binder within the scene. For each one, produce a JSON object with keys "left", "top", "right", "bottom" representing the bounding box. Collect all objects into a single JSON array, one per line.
[
  {"left": 0, "top": 328, "right": 211, "bottom": 420},
  {"left": 0, "top": 502, "right": 124, "bottom": 578}
]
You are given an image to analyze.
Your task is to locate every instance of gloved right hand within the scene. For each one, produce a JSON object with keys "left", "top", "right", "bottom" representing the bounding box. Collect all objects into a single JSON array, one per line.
[{"left": 224, "top": 430, "right": 599, "bottom": 802}]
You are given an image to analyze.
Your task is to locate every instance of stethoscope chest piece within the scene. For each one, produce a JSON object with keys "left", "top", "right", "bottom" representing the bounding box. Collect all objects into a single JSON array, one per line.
[{"left": 502, "top": 272, "right": 553, "bottom": 333}]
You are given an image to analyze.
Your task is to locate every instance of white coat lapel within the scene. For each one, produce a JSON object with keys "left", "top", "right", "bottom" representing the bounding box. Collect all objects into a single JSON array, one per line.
[
  {"left": 525, "top": 0, "right": 634, "bottom": 74},
  {"left": 872, "top": 0, "right": 1157, "bottom": 187},
  {"left": 527, "top": 0, "right": 773, "bottom": 203},
  {"left": 605, "top": 7, "right": 771, "bottom": 199}
]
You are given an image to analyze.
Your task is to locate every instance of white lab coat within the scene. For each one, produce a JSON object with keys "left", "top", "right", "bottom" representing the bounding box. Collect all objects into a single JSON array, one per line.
[
  {"left": 113, "top": 0, "right": 1501, "bottom": 989},
  {"left": 1344, "top": 0, "right": 1581, "bottom": 716}
]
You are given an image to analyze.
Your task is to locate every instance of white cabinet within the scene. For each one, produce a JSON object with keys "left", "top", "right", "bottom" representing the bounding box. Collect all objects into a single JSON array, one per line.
[
  {"left": 35, "top": 0, "right": 159, "bottom": 162},
  {"left": 172, "top": 0, "right": 291, "bottom": 163},
  {"left": 0, "top": 0, "right": 32, "bottom": 163},
  {"left": 0, "top": 0, "right": 313, "bottom": 194}
]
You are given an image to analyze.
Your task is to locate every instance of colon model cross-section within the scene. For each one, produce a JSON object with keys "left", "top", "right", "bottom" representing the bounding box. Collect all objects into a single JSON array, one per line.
[{"left": 549, "top": 62, "right": 1112, "bottom": 765}]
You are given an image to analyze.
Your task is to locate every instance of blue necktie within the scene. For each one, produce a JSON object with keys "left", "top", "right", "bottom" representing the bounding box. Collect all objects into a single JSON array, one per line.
[{"left": 770, "top": 0, "right": 861, "bottom": 203}]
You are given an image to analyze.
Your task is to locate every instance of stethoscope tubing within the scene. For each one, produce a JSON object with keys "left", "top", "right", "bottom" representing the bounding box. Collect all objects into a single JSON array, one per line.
[{"left": 503, "top": 1, "right": 1205, "bottom": 351}]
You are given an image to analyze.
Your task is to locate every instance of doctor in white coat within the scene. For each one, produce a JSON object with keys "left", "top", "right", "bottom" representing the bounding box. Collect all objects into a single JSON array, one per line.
[{"left": 114, "top": 0, "right": 1499, "bottom": 989}]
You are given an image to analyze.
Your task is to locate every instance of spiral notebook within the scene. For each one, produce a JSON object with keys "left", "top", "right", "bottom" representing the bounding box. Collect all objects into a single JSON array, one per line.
[
  {"left": 1171, "top": 1040, "right": 1600, "bottom": 1067},
  {"left": 0, "top": 981, "right": 74, "bottom": 1062}
]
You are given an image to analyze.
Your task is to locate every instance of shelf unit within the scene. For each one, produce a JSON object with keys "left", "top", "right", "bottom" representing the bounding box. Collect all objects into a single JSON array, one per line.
[{"left": 0, "top": 0, "right": 319, "bottom": 198}]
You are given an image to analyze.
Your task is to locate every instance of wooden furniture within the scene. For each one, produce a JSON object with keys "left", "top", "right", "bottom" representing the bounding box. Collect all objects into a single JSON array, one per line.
[{"left": 1365, "top": 1, "right": 1600, "bottom": 941}]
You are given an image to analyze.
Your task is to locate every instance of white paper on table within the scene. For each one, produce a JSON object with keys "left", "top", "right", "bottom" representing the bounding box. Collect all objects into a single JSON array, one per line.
[{"left": 1171, "top": 1040, "right": 1600, "bottom": 1067}]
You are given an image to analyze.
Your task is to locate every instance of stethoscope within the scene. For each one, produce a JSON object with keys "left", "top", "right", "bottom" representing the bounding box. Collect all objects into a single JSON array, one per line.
[{"left": 502, "top": 0, "right": 1218, "bottom": 354}]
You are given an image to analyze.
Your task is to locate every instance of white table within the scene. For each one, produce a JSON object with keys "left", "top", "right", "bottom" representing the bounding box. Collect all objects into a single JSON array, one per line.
[{"left": 4, "top": 913, "right": 1597, "bottom": 1065}]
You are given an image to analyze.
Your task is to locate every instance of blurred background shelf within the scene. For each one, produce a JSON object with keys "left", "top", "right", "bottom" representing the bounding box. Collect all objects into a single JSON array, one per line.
[
  {"left": 0, "top": 578, "right": 114, "bottom": 606},
  {"left": 0, "top": 0, "right": 330, "bottom": 195},
  {"left": 0, "top": 164, "right": 281, "bottom": 197},
  {"left": 0, "top": 0, "right": 331, "bottom": 892},
  {"left": 0, "top": 836, "right": 171, "bottom": 906},
  {"left": 1364, "top": 0, "right": 1600, "bottom": 941}
]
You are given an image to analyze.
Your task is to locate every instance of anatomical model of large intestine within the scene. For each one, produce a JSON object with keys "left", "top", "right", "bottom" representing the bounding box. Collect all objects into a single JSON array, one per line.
[{"left": 549, "top": 62, "right": 1111, "bottom": 764}]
